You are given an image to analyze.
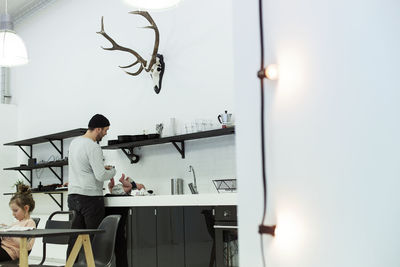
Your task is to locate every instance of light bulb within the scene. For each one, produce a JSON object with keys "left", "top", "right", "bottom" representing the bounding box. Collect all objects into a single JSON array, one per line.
[
  {"left": 265, "top": 64, "right": 279, "bottom": 80},
  {"left": 273, "top": 211, "right": 305, "bottom": 252},
  {"left": 0, "top": 30, "right": 29, "bottom": 67}
]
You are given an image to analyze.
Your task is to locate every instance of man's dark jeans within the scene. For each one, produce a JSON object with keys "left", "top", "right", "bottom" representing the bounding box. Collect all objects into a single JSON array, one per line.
[{"left": 67, "top": 194, "right": 105, "bottom": 257}]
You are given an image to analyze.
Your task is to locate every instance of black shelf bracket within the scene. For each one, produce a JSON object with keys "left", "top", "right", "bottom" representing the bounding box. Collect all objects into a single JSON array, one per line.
[
  {"left": 48, "top": 140, "right": 63, "bottom": 157},
  {"left": 48, "top": 167, "right": 63, "bottom": 183},
  {"left": 121, "top": 148, "right": 140, "bottom": 164},
  {"left": 46, "top": 192, "right": 63, "bottom": 210},
  {"left": 17, "top": 170, "right": 32, "bottom": 186},
  {"left": 18, "top": 145, "right": 32, "bottom": 159},
  {"left": 171, "top": 141, "right": 185, "bottom": 158}
]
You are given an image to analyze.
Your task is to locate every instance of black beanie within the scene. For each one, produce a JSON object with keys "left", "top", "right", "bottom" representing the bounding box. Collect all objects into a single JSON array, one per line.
[{"left": 88, "top": 114, "right": 110, "bottom": 128}]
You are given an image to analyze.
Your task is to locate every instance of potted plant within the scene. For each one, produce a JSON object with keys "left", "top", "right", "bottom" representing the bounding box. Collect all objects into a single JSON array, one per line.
[{"left": 13, "top": 179, "right": 25, "bottom": 192}]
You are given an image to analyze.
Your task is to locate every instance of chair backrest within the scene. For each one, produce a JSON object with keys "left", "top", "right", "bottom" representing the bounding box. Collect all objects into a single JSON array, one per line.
[
  {"left": 32, "top": 217, "right": 40, "bottom": 227},
  {"left": 43, "top": 210, "right": 76, "bottom": 244},
  {"left": 38, "top": 210, "right": 76, "bottom": 265},
  {"left": 77, "top": 215, "right": 121, "bottom": 267}
]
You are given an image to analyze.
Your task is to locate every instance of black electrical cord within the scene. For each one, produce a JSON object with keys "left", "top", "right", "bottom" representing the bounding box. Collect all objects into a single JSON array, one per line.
[
  {"left": 258, "top": 0, "right": 268, "bottom": 261},
  {"left": 257, "top": 0, "right": 276, "bottom": 266},
  {"left": 258, "top": 0, "right": 267, "bottom": 230}
]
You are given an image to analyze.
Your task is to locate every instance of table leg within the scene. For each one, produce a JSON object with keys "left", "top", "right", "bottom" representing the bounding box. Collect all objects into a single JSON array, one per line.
[
  {"left": 81, "top": 234, "right": 95, "bottom": 267},
  {"left": 18, "top": 237, "right": 28, "bottom": 267},
  {"left": 65, "top": 235, "right": 83, "bottom": 267},
  {"left": 65, "top": 234, "right": 96, "bottom": 267}
]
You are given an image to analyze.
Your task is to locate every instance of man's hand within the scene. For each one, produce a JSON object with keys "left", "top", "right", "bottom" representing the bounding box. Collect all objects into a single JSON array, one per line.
[
  {"left": 108, "top": 178, "right": 115, "bottom": 193},
  {"left": 119, "top": 174, "right": 133, "bottom": 193}
]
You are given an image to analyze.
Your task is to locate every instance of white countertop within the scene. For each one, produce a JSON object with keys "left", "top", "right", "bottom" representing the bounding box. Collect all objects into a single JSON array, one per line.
[{"left": 104, "top": 193, "right": 237, "bottom": 207}]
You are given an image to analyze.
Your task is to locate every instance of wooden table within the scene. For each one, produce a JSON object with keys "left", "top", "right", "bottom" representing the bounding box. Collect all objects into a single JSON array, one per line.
[{"left": 0, "top": 228, "right": 104, "bottom": 267}]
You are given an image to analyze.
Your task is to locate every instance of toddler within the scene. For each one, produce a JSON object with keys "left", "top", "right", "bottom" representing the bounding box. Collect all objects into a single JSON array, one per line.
[{"left": 0, "top": 184, "right": 36, "bottom": 262}]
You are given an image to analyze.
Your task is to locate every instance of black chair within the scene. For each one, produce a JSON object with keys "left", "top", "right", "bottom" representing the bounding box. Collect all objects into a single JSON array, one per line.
[
  {"left": 32, "top": 217, "right": 41, "bottom": 228},
  {"left": 28, "top": 217, "right": 41, "bottom": 256},
  {"left": 38, "top": 210, "right": 76, "bottom": 265},
  {"left": 73, "top": 215, "right": 121, "bottom": 267}
]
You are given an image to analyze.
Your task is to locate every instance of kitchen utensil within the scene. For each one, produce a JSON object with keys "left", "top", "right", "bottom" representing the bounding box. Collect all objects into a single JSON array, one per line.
[
  {"left": 171, "top": 178, "right": 184, "bottom": 195},
  {"left": 217, "top": 110, "right": 233, "bottom": 128},
  {"left": 188, "top": 183, "right": 196, "bottom": 194}
]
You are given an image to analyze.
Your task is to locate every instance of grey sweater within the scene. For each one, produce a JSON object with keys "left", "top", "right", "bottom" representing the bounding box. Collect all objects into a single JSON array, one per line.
[{"left": 68, "top": 136, "right": 116, "bottom": 196}]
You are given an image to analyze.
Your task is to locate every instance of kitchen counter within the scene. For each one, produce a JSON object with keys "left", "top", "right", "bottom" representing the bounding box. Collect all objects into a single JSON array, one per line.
[{"left": 104, "top": 193, "right": 237, "bottom": 207}]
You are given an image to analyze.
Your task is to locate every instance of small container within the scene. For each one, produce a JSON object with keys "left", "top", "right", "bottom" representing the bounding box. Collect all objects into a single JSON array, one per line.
[
  {"left": 28, "top": 158, "right": 37, "bottom": 167},
  {"left": 171, "top": 178, "right": 184, "bottom": 195}
]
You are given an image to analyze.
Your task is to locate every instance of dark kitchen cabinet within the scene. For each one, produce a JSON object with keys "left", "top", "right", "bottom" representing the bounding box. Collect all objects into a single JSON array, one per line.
[
  {"left": 184, "top": 206, "right": 216, "bottom": 267},
  {"left": 128, "top": 207, "right": 185, "bottom": 267},
  {"left": 127, "top": 206, "right": 218, "bottom": 267},
  {"left": 157, "top": 207, "right": 185, "bottom": 267},
  {"left": 129, "top": 207, "right": 157, "bottom": 267}
]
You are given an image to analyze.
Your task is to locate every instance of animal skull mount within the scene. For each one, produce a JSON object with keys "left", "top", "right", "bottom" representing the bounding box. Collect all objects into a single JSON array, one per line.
[{"left": 97, "top": 11, "right": 165, "bottom": 94}]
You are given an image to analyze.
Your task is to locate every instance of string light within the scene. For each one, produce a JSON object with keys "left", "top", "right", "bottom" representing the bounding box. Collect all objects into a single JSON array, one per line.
[{"left": 265, "top": 64, "right": 279, "bottom": 80}]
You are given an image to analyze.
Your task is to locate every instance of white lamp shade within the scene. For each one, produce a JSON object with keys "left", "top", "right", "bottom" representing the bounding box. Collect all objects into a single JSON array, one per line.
[
  {"left": 0, "top": 30, "right": 28, "bottom": 67},
  {"left": 124, "top": 0, "right": 182, "bottom": 11}
]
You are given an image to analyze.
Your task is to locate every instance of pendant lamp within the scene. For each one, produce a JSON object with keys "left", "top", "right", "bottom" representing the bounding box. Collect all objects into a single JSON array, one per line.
[
  {"left": 124, "top": 0, "right": 182, "bottom": 11},
  {"left": 0, "top": 0, "right": 28, "bottom": 67}
]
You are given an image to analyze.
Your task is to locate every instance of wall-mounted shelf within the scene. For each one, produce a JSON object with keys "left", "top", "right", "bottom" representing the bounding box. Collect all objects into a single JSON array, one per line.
[
  {"left": 4, "top": 159, "right": 68, "bottom": 184},
  {"left": 4, "top": 159, "right": 68, "bottom": 170},
  {"left": 4, "top": 128, "right": 87, "bottom": 159},
  {"left": 3, "top": 189, "right": 67, "bottom": 210},
  {"left": 4, "top": 128, "right": 87, "bottom": 146},
  {"left": 102, "top": 127, "right": 235, "bottom": 164},
  {"left": 3, "top": 128, "right": 86, "bottom": 210},
  {"left": 3, "top": 188, "right": 67, "bottom": 195}
]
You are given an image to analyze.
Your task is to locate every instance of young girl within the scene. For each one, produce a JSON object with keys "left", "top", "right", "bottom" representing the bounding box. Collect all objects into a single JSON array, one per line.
[{"left": 0, "top": 184, "right": 36, "bottom": 262}]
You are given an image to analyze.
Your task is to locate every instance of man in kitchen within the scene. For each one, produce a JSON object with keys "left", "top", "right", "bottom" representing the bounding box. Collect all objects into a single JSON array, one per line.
[{"left": 66, "top": 114, "right": 116, "bottom": 257}]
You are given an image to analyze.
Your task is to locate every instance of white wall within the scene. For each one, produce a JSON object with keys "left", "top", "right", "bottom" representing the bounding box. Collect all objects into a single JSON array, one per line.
[
  {"left": 0, "top": 104, "right": 17, "bottom": 225},
  {"left": 11, "top": 0, "right": 235, "bottom": 193},
  {"left": 234, "top": 0, "right": 400, "bottom": 266},
  {"left": 9, "top": 0, "right": 236, "bottom": 261}
]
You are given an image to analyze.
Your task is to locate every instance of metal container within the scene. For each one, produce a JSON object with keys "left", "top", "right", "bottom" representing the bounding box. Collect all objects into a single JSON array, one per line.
[
  {"left": 171, "top": 178, "right": 184, "bottom": 195},
  {"left": 28, "top": 158, "right": 37, "bottom": 167}
]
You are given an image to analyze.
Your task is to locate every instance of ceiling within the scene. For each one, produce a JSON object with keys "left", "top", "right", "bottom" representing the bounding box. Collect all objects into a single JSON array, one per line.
[{"left": 0, "top": 0, "right": 52, "bottom": 23}]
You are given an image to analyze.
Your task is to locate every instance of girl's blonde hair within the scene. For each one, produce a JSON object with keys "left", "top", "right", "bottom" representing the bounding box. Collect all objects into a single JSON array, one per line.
[{"left": 9, "top": 184, "right": 35, "bottom": 212}]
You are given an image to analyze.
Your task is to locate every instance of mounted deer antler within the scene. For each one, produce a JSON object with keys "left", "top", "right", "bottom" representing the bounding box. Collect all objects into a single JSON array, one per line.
[{"left": 97, "top": 11, "right": 165, "bottom": 94}]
